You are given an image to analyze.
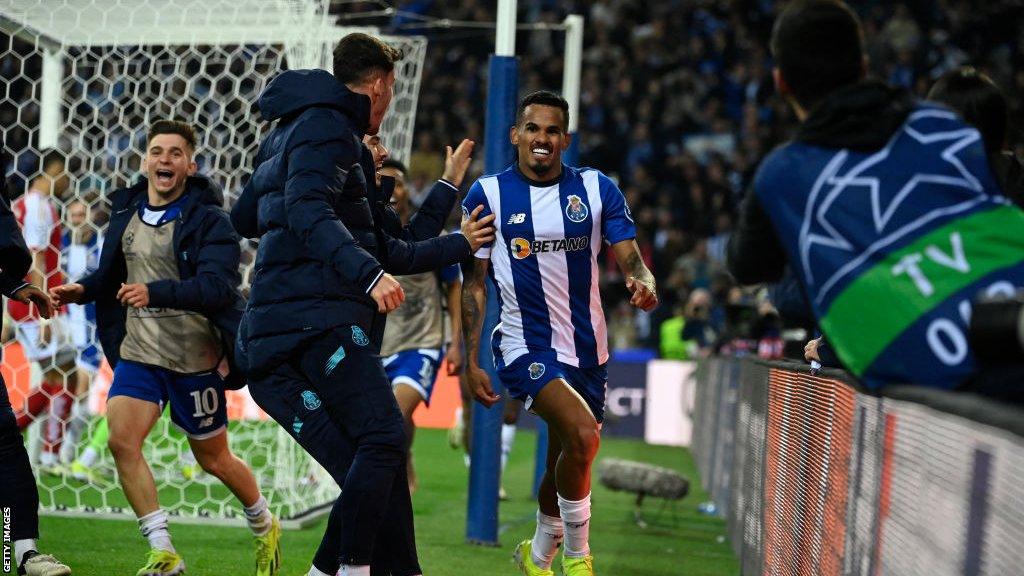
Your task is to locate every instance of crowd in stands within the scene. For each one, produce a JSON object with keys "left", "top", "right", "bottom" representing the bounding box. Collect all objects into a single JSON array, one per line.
[
  {"left": 376, "top": 0, "right": 1024, "bottom": 358},
  {"left": 2, "top": 0, "right": 1022, "bottom": 364}
]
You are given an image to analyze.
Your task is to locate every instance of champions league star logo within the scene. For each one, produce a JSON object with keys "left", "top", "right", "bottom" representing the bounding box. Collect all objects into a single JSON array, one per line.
[
  {"left": 351, "top": 325, "right": 370, "bottom": 347},
  {"left": 528, "top": 362, "right": 546, "bottom": 380},
  {"left": 301, "top": 390, "right": 321, "bottom": 411},
  {"left": 565, "top": 195, "right": 589, "bottom": 223}
]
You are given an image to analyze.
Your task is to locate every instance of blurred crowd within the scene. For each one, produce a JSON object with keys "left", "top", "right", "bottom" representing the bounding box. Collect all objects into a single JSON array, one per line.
[
  {"left": 2, "top": 0, "right": 1023, "bottom": 362},
  {"left": 379, "top": 0, "right": 1024, "bottom": 358}
]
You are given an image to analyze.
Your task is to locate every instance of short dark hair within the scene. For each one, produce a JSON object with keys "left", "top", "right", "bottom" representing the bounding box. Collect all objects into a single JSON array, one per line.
[
  {"left": 147, "top": 120, "right": 197, "bottom": 151},
  {"left": 928, "top": 67, "right": 1008, "bottom": 154},
  {"left": 333, "top": 33, "right": 403, "bottom": 85},
  {"left": 771, "top": 0, "right": 864, "bottom": 109},
  {"left": 380, "top": 159, "right": 407, "bottom": 175},
  {"left": 517, "top": 90, "right": 570, "bottom": 130}
]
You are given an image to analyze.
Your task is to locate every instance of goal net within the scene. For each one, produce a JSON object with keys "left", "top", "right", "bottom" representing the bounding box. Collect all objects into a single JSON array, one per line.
[{"left": 0, "top": 0, "right": 426, "bottom": 527}]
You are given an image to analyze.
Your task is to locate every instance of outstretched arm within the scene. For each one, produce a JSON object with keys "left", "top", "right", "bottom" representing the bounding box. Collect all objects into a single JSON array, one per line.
[
  {"left": 461, "top": 256, "right": 500, "bottom": 407},
  {"left": 611, "top": 239, "right": 658, "bottom": 312}
]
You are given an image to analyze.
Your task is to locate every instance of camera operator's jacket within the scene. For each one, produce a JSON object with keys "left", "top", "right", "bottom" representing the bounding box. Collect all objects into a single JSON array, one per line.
[
  {"left": 232, "top": 69, "right": 470, "bottom": 376},
  {"left": 78, "top": 175, "right": 247, "bottom": 388},
  {"left": 729, "top": 80, "right": 1024, "bottom": 389}
]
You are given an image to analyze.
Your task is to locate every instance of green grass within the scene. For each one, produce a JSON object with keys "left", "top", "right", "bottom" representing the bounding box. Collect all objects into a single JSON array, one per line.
[{"left": 37, "top": 428, "right": 738, "bottom": 575}]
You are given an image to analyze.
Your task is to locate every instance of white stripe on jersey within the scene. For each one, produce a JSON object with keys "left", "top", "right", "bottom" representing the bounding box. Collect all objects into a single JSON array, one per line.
[
  {"left": 582, "top": 171, "right": 609, "bottom": 364},
  {"left": 483, "top": 176, "right": 527, "bottom": 366},
  {"left": 530, "top": 183, "right": 578, "bottom": 366}
]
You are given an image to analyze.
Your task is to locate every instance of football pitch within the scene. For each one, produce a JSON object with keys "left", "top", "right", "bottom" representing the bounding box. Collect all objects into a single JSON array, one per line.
[{"left": 36, "top": 428, "right": 738, "bottom": 575}]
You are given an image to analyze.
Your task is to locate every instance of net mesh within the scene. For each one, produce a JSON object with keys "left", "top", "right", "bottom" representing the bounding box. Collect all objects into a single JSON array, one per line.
[{"left": 0, "top": 1, "right": 425, "bottom": 525}]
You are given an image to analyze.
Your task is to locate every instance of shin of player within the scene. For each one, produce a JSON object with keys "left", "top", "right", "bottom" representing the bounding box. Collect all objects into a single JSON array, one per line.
[
  {"left": 461, "top": 91, "right": 657, "bottom": 576},
  {"left": 51, "top": 120, "right": 281, "bottom": 576}
]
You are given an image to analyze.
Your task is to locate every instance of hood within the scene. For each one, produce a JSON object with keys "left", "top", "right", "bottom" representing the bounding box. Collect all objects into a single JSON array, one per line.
[
  {"left": 796, "top": 80, "right": 915, "bottom": 152},
  {"left": 256, "top": 68, "right": 371, "bottom": 132}
]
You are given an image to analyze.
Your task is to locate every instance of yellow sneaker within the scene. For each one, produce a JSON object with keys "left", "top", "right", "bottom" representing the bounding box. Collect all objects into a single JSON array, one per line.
[
  {"left": 561, "top": 554, "right": 595, "bottom": 576},
  {"left": 513, "top": 540, "right": 554, "bottom": 576},
  {"left": 136, "top": 549, "right": 185, "bottom": 576},
  {"left": 254, "top": 516, "right": 282, "bottom": 576},
  {"left": 69, "top": 460, "right": 106, "bottom": 484}
]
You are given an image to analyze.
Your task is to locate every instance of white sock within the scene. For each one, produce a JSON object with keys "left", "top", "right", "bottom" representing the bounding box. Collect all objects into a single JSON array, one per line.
[
  {"left": 78, "top": 445, "right": 100, "bottom": 468},
  {"left": 14, "top": 539, "right": 37, "bottom": 566},
  {"left": 139, "top": 509, "right": 175, "bottom": 552},
  {"left": 308, "top": 566, "right": 331, "bottom": 576},
  {"left": 530, "top": 510, "right": 564, "bottom": 569},
  {"left": 336, "top": 565, "right": 370, "bottom": 576},
  {"left": 558, "top": 492, "right": 591, "bottom": 558},
  {"left": 500, "top": 424, "right": 516, "bottom": 472},
  {"left": 244, "top": 495, "right": 273, "bottom": 536},
  {"left": 39, "top": 451, "right": 58, "bottom": 466},
  {"left": 463, "top": 453, "right": 471, "bottom": 468}
]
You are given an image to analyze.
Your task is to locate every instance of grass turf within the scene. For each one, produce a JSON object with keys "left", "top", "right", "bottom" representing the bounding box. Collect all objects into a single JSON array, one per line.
[{"left": 36, "top": 427, "right": 738, "bottom": 575}]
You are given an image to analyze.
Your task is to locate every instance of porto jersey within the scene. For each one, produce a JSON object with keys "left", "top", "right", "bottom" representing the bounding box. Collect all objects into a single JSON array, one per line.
[{"left": 462, "top": 165, "right": 636, "bottom": 369}]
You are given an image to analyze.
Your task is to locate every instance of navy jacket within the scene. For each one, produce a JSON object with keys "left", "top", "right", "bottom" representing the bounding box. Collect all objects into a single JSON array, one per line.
[
  {"left": 233, "top": 69, "right": 469, "bottom": 375},
  {"left": 78, "top": 175, "right": 247, "bottom": 388},
  {"left": 0, "top": 177, "right": 31, "bottom": 362}
]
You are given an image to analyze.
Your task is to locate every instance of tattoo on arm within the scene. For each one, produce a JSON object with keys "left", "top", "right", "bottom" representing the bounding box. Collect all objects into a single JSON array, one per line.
[
  {"left": 461, "top": 259, "right": 489, "bottom": 365},
  {"left": 622, "top": 248, "right": 655, "bottom": 288}
]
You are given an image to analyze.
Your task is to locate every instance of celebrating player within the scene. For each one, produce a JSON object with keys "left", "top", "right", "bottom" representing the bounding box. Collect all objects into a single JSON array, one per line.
[
  {"left": 232, "top": 33, "right": 494, "bottom": 576},
  {"left": 51, "top": 120, "right": 281, "bottom": 576},
  {"left": 461, "top": 91, "right": 657, "bottom": 576}
]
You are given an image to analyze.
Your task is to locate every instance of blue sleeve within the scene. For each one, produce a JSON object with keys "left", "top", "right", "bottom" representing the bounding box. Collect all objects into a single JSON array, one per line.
[
  {"left": 382, "top": 233, "right": 471, "bottom": 276},
  {"left": 598, "top": 172, "right": 636, "bottom": 244},
  {"left": 230, "top": 178, "right": 260, "bottom": 239},
  {"left": 441, "top": 262, "right": 461, "bottom": 284},
  {"left": 407, "top": 179, "right": 460, "bottom": 241},
  {"left": 460, "top": 179, "right": 493, "bottom": 258}
]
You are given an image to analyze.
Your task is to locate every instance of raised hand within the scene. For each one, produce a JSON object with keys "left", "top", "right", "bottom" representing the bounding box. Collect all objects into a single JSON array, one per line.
[{"left": 441, "top": 139, "right": 475, "bottom": 188}]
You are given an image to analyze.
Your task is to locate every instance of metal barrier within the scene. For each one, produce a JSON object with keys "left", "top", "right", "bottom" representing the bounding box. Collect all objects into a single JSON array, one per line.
[{"left": 692, "top": 357, "right": 1024, "bottom": 575}]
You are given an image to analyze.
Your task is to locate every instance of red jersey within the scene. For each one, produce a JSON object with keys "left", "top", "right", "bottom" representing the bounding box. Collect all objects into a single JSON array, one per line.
[{"left": 8, "top": 189, "right": 63, "bottom": 322}]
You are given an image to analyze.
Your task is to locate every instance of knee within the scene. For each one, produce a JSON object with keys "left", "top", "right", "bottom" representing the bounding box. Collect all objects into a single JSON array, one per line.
[
  {"left": 561, "top": 421, "right": 600, "bottom": 462},
  {"left": 196, "top": 451, "right": 234, "bottom": 479},
  {"left": 107, "top": 433, "right": 141, "bottom": 460}
]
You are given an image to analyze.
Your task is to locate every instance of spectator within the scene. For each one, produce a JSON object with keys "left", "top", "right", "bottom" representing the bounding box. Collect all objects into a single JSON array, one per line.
[
  {"left": 928, "top": 66, "right": 1024, "bottom": 208},
  {"left": 728, "top": 0, "right": 1024, "bottom": 391}
]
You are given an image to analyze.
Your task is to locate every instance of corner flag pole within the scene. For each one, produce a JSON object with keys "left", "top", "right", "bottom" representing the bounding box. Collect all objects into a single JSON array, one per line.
[{"left": 466, "top": 0, "right": 517, "bottom": 547}]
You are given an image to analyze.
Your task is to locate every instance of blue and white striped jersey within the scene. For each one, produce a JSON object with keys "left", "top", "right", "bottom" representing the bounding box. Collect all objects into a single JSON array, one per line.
[{"left": 462, "top": 165, "right": 636, "bottom": 369}]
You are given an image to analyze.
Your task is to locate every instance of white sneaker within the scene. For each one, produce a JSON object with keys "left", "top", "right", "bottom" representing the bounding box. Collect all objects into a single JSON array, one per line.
[{"left": 19, "top": 552, "right": 72, "bottom": 576}]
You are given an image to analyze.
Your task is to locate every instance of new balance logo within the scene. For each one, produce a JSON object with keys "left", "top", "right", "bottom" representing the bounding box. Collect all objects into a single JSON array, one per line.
[{"left": 507, "top": 213, "right": 527, "bottom": 225}]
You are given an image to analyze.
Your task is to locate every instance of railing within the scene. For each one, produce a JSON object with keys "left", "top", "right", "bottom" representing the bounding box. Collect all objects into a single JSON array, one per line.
[{"left": 692, "top": 357, "right": 1024, "bottom": 576}]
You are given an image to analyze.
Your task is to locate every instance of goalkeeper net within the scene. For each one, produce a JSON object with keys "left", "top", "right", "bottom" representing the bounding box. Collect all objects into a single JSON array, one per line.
[{"left": 0, "top": 0, "right": 426, "bottom": 527}]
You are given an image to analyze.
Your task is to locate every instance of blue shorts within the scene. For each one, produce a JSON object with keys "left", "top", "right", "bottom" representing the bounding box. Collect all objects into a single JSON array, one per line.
[
  {"left": 108, "top": 360, "right": 227, "bottom": 439},
  {"left": 383, "top": 348, "right": 444, "bottom": 406},
  {"left": 495, "top": 350, "right": 608, "bottom": 423}
]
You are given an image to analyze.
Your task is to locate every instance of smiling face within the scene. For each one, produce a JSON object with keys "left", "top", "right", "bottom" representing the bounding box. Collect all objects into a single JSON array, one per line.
[
  {"left": 511, "top": 104, "right": 571, "bottom": 181},
  {"left": 143, "top": 133, "right": 197, "bottom": 203}
]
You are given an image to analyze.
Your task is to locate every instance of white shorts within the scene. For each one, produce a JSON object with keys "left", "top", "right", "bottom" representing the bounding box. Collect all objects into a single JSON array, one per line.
[{"left": 15, "top": 317, "right": 76, "bottom": 366}]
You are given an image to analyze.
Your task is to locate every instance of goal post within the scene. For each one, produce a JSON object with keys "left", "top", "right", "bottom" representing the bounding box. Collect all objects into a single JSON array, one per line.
[{"left": 0, "top": 0, "right": 426, "bottom": 527}]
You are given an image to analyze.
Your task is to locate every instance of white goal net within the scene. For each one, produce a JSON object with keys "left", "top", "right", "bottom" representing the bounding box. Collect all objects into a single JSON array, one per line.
[{"left": 0, "top": 0, "right": 426, "bottom": 527}]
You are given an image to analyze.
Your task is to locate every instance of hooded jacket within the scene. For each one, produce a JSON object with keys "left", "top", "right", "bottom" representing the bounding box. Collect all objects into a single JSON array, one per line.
[
  {"left": 728, "top": 80, "right": 1024, "bottom": 389},
  {"left": 233, "top": 69, "right": 470, "bottom": 375},
  {"left": 78, "top": 175, "right": 246, "bottom": 388},
  {"left": 0, "top": 176, "right": 32, "bottom": 358}
]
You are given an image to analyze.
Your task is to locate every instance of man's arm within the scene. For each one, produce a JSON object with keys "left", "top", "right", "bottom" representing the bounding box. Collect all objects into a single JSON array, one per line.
[
  {"left": 727, "top": 192, "right": 787, "bottom": 284},
  {"left": 445, "top": 271, "right": 463, "bottom": 375},
  {"left": 611, "top": 239, "right": 659, "bottom": 311},
  {"left": 383, "top": 204, "right": 494, "bottom": 275},
  {"left": 461, "top": 256, "right": 500, "bottom": 406}
]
